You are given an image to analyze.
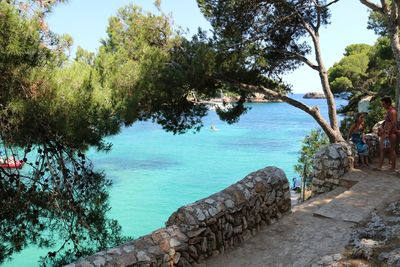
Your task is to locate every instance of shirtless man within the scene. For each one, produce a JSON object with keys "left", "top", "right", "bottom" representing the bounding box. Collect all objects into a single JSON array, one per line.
[{"left": 379, "top": 96, "right": 397, "bottom": 171}]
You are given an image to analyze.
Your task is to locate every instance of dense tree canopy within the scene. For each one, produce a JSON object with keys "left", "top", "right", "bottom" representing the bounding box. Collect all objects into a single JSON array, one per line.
[
  {"left": 360, "top": 0, "right": 400, "bottom": 118},
  {"left": 0, "top": 2, "right": 128, "bottom": 265},
  {"left": 329, "top": 44, "right": 371, "bottom": 98},
  {"left": 329, "top": 38, "right": 395, "bottom": 100},
  {"left": 0, "top": 1, "right": 253, "bottom": 264},
  {"left": 95, "top": 5, "right": 211, "bottom": 133},
  {"left": 194, "top": 0, "right": 345, "bottom": 143},
  {"left": 328, "top": 37, "right": 395, "bottom": 133}
]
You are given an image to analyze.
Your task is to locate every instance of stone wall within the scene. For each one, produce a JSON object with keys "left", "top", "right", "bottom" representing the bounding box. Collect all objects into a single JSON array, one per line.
[
  {"left": 365, "top": 133, "right": 380, "bottom": 159},
  {"left": 311, "top": 142, "right": 356, "bottom": 195},
  {"left": 311, "top": 133, "right": 380, "bottom": 196},
  {"left": 348, "top": 134, "right": 379, "bottom": 166},
  {"left": 69, "top": 166, "right": 291, "bottom": 267}
]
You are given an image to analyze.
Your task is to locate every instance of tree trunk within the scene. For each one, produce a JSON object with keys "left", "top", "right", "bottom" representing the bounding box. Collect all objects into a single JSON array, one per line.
[
  {"left": 300, "top": 18, "right": 343, "bottom": 142},
  {"left": 387, "top": 10, "right": 400, "bottom": 120},
  {"left": 310, "top": 32, "right": 340, "bottom": 134}
]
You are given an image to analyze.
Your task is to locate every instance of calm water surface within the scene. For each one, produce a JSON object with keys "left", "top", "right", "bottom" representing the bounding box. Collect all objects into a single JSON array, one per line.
[{"left": 2, "top": 94, "right": 346, "bottom": 266}]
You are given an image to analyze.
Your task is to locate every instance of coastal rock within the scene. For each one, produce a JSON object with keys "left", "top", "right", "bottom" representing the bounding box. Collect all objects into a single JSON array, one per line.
[
  {"left": 246, "top": 93, "right": 282, "bottom": 102},
  {"left": 303, "top": 92, "right": 326, "bottom": 99}
]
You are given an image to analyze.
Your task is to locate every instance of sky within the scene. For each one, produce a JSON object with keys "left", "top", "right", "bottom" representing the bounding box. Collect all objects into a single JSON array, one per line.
[{"left": 47, "top": 0, "right": 378, "bottom": 94}]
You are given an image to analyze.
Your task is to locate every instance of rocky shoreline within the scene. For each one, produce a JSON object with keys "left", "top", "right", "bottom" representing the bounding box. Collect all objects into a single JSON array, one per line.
[{"left": 205, "top": 92, "right": 282, "bottom": 104}]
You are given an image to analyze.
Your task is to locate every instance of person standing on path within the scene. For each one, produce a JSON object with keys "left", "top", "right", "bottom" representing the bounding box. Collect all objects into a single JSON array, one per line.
[
  {"left": 378, "top": 96, "right": 397, "bottom": 171},
  {"left": 348, "top": 113, "right": 369, "bottom": 167}
]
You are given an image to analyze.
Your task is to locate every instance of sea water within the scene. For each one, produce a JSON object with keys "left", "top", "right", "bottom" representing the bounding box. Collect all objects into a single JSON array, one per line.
[{"left": 1, "top": 94, "right": 346, "bottom": 266}]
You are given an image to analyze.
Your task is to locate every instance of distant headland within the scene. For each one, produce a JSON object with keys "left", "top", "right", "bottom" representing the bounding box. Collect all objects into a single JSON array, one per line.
[
  {"left": 303, "top": 92, "right": 326, "bottom": 99},
  {"left": 195, "top": 92, "right": 283, "bottom": 104}
]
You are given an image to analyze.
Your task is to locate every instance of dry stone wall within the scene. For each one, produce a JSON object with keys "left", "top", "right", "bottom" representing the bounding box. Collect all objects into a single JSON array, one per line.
[
  {"left": 365, "top": 133, "right": 380, "bottom": 159},
  {"left": 69, "top": 166, "right": 291, "bottom": 267},
  {"left": 311, "top": 134, "right": 380, "bottom": 196},
  {"left": 311, "top": 142, "right": 356, "bottom": 195}
]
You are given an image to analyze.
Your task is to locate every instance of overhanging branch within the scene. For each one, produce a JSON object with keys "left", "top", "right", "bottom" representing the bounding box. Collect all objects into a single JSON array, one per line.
[
  {"left": 360, "top": 0, "right": 384, "bottom": 13},
  {"left": 323, "top": 0, "right": 340, "bottom": 8},
  {"left": 237, "top": 82, "right": 315, "bottom": 114},
  {"left": 265, "top": 49, "right": 320, "bottom": 71},
  {"left": 234, "top": 82, "right": 342, "bottom": 142}
]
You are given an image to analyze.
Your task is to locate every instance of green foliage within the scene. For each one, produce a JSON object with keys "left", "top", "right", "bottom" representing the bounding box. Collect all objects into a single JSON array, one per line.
[
  {"left": 360, "top": 98, "right": 385, "bottom": 134},
  {"left": 328, "top": 37, "right": 395, "bottom": 133},
  {"left": 367, "top": 8, "right": 388, "bottom": 36},
  {"left": 194, "top": 0, "right": 351, "bottom": 142},
  {"left": 0, "top": 144, "right": 131, "bottom": 266},
  {"left": 367, "top": 38, "right": 396, "bottom": 94},
  {"left": 1, "top": 2, "right": 259, "bottom": 264},
  {"left": 0, "top": 2, "right": 128, "bottom": 265},
  {"left": 97, "top": 4, "right": 204, "bottom": 132},
  {"left": 75, "top": 46, "right": 95, "bottom": 65},
  {"left": 0, "top": 3, "right": 232, "bottom": 263},
  {"left": 344, "top": 44, "right": 371, "bottom": 56},
  {"left": 328, "top": 44, "right": 371, "bottom": 97},
  {"left": 2, "top": 1, "right": 378, "bottom": 264},
  {"left": 294, "top": 129, "right": 329, "bottom": 186},
  {"left": 1, "top": 3, "right": 334, "bottom": 263},
  {"left": 0, "top": 1, "right": 49, "bottom": 104},
  {"left": 329, "top": 38, "right": 395, "bottom": 102},
  {"left": 0, "top": 1, "right": 120, "bottom": 151},
  {"left": 330, "top": 76, "right": 353, "bottom": 94},
  {"left": 339, "top": 98, "right": 386, "bottom": 139},
  {"left": 96, "top": 5, "right": 268, "bottom": 133},
  {"left": 197, "top": 0, "right": 325, "bottom": 76}
]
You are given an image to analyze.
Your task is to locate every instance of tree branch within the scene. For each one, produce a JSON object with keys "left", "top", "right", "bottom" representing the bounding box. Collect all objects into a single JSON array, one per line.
[
  {"left": 360, "top": 0, "right": 384, "bottom": 13},
  {"left": 381, "top": 0, "right": 387, "bottom": 13},
  {"left": 323, "top": 0, "right": 340, "bottom": 8},
  {"left": 237, "top": 82, "right": 313, "bottom": 113},
  {"left": 265, "top": 49, "right": 320, "bottom": 70},
  {"left": 390, "top": 1, "right": 399, "bottom": 34},
  {"left": 290, "top": 53, "right": 320, "bottom": 70},
  {"left": 317, "top": 2, "right": 322, "bottom": 30},
  {"left": 396, "top": 2, "right": 400, "bottom": 27},
  {"left": 312, "top": 0, "right": 340, "bottom": 9},
  {"left": 357, "top": 86, "right": 377, "bottom": 96},
  {"left": 234, "top": 82, "right": 343, "bottom": 142}
]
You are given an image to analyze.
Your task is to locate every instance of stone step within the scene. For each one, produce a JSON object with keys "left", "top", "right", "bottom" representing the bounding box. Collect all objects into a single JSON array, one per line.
[
  {"left": 339, "top": 177, "right": 358, "bottom": 189},
  {"left": 338, "top": 168, "right": 364, "bottom": 189},
  {"left": 313, "top": 175, "right": 400, "bottom": 223},
  {"left": 292, "top": 186, "right": 347, "bottom": 213}
]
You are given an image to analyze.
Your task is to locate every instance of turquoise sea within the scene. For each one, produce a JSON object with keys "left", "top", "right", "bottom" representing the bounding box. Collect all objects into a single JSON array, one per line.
[{"left": 2, "top": 94, "right": 346, "bottom": 266}]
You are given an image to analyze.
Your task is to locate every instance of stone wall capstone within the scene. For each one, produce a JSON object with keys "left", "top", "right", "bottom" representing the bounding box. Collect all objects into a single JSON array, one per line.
[
  {"left": 311, "top": 142, "right": 356, "bottom": 195},
  {"left": 68, "top": 166, "right": 291, "bottom": 267}
]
